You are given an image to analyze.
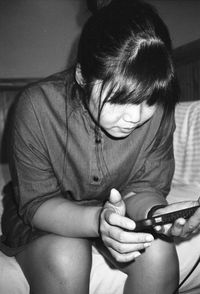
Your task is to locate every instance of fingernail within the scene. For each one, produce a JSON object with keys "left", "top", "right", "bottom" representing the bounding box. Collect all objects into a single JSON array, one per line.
[
  {"left": 154, "top": 226, "right": 161, "bottom": 232},
  {"left": 178, "top": 219, "right": 186, "bottom": 225},
  {"left": 128, "top": 222, "right": 136, "bottom": 230},
  {"left": 176, "top": 222, "right": 183, "bottom": 228},
  {"left": 146, "top": 235, "right": 154, "bottom": 242},
  {"left": 134, "top": 252, "right": 141, "bottom": 258},
  {"left": 144, "top": 242, "right": 151, "bottom": 248}
]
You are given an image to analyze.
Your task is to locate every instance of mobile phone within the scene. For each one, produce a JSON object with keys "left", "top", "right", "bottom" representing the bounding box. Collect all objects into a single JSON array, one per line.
[{"left": 135, "top": 205, "right": 200, "bottom": 232}]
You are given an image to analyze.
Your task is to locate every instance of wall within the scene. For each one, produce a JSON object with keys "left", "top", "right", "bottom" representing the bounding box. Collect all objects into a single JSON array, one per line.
[
  {"left": 0, "top": 0, "right": 200, "bottom": 79},
  {"left": 0, "top": 0, "right": 88, "bottom": 79},
  {"left": 148, "top": 0, "right": 200, "bottom": 49}
]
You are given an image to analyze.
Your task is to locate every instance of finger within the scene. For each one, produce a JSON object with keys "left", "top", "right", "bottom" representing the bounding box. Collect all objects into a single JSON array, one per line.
[
  {"left": 170, "top": 218, "right": 186, "bottom": 236},
  {"left": 104, "top": 236, "right": 152, "bottom": 254},
  {"left": 108, "top": 247, "right": 141, "bottom": 263},
  {"left": 182, "top": 209, "right": 200, "bottom": 236},
  {"left": 105, "top": 225, "right": 154, "bottom": 244},
  {"left": 191, "top": 224, "right": 200, "bottom": 235},
  {"left": 154, "top": 224, "right": 171, "bottom": 235},
  {"left": 190, "top": 206, "right": 200, "bottom": 223},
  {"left": 105, "top": 211, "right": 135, "bottom": 230},
  {"left": 154, "top": 218, "right": 186, "bottom": 236}
]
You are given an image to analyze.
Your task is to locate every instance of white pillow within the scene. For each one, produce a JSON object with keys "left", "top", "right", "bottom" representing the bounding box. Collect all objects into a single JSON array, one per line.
[{"left": 173, "top": 101, "right": 200, "bottom": 186}]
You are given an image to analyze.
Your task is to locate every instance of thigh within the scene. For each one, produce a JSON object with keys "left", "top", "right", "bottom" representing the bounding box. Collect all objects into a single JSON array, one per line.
[
  {"left": 96, "top": 235, "right": 179, "bottom": 294},
  {"left": 16, "top": 234, "right": 92, "bottom": 294},
  {"left": 122, "top": 236, "right": 179, "bottom": 294}
]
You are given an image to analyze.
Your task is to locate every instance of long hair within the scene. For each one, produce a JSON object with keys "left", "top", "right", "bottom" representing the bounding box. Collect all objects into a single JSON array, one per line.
[{"left": 75, "top": 0, "right": 180, "bottom": 150}]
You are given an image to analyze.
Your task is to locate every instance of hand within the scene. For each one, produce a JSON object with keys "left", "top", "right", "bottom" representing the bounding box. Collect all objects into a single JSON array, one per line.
[
  {"left": 153, "top": 198, "right": 200, "bottom": 238},
  {"left": 99, "top": 188, "right": 154, "bottom": 263}
]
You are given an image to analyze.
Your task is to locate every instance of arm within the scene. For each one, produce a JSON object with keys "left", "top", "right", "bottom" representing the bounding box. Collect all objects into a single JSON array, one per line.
[
  {"left": 32, "top": 196, "right": 101, "bottom": 237},
  {"left": 122, "top": 111, "right": 175, "bottom": 221},
  {"left": 10, "top": 88, "right": 101, "bottom": 238},
  {"left": 124, "top": 155, "right": 172, "bottom": 222},
  {"left": 121, "top": 111, "right": 200, "bottom": 239}
]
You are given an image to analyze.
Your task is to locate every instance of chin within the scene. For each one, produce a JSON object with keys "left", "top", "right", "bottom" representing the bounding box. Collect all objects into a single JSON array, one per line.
[{"left": 103, "top": 129, "right": 131, "bottom": 140}]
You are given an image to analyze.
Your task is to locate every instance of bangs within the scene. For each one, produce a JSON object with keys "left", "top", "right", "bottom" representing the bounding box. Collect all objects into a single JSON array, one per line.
[
  {"left": 99, "top": 38, "right": 178, "bottom": 108},
  {"left": 99, "top": 70, "right": 175, "bottom": 108},
  {"left": 100, "top": 75, "right": 167, "bottom": 106}
]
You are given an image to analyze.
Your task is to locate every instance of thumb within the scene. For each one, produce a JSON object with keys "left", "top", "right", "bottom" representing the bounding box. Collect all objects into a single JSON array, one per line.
[
  {"left": 109, "top": 188, "right": 122, "bottom": 205},
  {"left": 108, "top": 188, "right": 126, "bottom": 216}
]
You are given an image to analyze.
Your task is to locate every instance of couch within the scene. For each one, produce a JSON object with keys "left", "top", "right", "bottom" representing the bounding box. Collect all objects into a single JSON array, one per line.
[{"left": 0, "top": 100, "right": 200, "bottom": 294}]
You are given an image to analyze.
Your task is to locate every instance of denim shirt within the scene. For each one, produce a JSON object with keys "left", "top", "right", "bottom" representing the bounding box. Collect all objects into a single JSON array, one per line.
[{"left": 1, "top": 71, "right": 175, "bottom": 253}]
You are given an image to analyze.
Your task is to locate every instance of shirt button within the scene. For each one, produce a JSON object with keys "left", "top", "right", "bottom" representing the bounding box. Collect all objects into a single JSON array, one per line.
[
  {"left": 93, "top": 176, "right": 99, "bottom": 182},
  {"left": 95, "top": 138, "right": 101, "bottom": 144}
]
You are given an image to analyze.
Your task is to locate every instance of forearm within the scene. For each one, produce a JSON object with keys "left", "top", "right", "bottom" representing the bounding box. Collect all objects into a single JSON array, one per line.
[
  {"left": 125, "top": 191, "right": 168, "bottom": 221},
  {"left": 32, "top": 197, "right": 102, "bottom": 238}
]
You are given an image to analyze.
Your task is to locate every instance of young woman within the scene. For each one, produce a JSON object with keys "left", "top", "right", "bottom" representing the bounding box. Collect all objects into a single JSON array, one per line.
[{"left": 1, "top": 1, "right": 200, "bottom": 293}]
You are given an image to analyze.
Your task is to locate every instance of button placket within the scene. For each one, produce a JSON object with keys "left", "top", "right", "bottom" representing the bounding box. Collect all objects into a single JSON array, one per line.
[{"left": 89, "top": 131, "right": 104, "bottom": 185}]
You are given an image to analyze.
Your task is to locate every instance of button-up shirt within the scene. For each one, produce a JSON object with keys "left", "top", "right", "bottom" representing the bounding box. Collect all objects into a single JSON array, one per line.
[{"left": 1, "top": 70, "right": 175, "bottom": 254}]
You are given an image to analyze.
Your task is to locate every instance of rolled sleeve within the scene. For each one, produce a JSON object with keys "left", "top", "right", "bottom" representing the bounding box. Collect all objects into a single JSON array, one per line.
[
  {"left": 122, "top": 117, "right": 175, "bottom": 221},
  {"left": 10, "top": 90, "right": 61, "bottom": 226}
]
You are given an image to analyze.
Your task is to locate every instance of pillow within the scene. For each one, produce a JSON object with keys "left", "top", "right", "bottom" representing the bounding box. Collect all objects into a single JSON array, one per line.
[{"left": 173, "top": 101, "right": 200, "bottom": 186}]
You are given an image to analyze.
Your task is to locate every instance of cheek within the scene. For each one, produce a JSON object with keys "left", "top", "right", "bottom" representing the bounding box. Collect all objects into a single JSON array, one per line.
[
  {"left": 89, "top": 98, "right": 100, "bottom": 121},
  {"left": 100, "top": 106, "right": 122, "bottom": 125},
  {"left": 143, "top": 106, "right": 157, "bottom": 121}
]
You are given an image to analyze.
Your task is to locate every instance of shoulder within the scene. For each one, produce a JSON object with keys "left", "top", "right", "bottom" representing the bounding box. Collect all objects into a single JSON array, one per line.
[
  {"left": 15, "top": 70, "right": 74, "bottom": 123},
  {"left": 22, "top": 71, "right": 67, "bottom": 108}
]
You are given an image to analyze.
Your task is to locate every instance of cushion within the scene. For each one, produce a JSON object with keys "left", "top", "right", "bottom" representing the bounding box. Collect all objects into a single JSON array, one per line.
[
  {"left": 173, "top": 101, "right": 200, "bottom": 186},
  {"left": 0, "top": 250, "right": 29, "bottom": 294}
]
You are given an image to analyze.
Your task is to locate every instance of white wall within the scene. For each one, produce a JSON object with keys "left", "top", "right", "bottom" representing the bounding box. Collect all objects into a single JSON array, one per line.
[{"left": 0, "top": 0, "right": 200, "bottom": 79}]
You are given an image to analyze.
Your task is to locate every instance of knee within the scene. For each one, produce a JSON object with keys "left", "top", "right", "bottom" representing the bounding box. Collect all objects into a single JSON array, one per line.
[
  {"left": 45, "top": 236, "right": 91, "bottom": 275},
  {"left": 151, "top": 238, "right": 178, "bottom": 264},
  {"left": 125, "top": 237, "right": 179, "bottom": 279},
  {"left": 29, "top": 235, "right": 92, "bottom": 278},
  {"left": 145, "top": 237, "right": 179, "bottom": 280},
  {"left": 123, "top": 238, "right": 179, "bottom": 293}
]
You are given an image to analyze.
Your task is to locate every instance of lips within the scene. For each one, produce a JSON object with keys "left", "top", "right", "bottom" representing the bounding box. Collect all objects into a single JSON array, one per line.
[
  {"left": 120, "top": 127, "right": 135, "bottom": 133},
  {"left": 110, "top": 126, "right": 136, "bottom": 131}
]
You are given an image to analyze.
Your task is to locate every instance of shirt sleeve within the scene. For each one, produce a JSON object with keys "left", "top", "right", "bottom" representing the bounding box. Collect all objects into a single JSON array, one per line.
[
  {"left": 122, "top": 112, "right": 175, "bottom": 221},
  {"left": 10, "top": 87, "right": 61, "bottom": 226}
]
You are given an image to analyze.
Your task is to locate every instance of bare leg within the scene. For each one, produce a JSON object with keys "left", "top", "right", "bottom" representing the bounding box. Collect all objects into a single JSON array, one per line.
[
  {"left": 16, "top": 234, "right": 92, "bottom": 294},
  {"left": 122, "top": 237, "right": 179, "bottom": 294}
]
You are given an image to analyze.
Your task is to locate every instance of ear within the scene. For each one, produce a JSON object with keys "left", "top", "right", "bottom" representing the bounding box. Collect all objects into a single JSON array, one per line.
[{"left": 75, "top": 63, "right": 85, "bottom": 87}]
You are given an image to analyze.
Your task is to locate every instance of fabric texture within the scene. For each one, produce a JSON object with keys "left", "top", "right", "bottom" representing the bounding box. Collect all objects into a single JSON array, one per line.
[{"left": 0, "top": 70, "right": 174, "bottom": 255}]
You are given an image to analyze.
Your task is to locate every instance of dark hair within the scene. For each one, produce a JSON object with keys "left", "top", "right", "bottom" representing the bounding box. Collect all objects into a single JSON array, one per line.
[
  {"left": 87, "top": 0, "right": 113, "bottom": 13},
  {"left": 76, "top": 0, "right": 180, "bottom": 150}
]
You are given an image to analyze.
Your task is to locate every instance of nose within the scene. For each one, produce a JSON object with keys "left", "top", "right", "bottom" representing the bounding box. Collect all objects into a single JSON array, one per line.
[{"left": 123, "top": 104, "right": 141, "bottom": 124}]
